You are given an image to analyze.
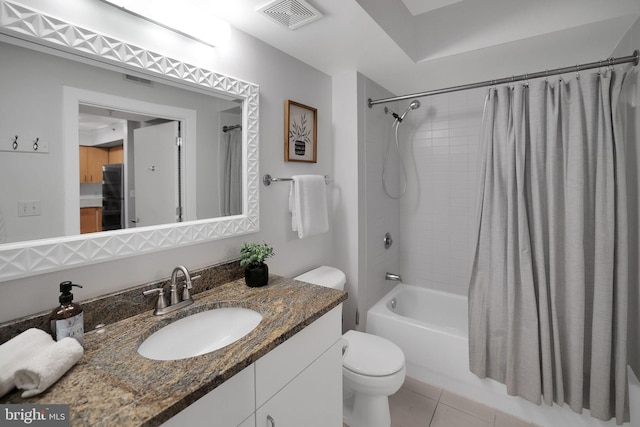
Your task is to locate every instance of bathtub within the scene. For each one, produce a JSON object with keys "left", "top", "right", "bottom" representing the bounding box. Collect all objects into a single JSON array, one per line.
[{"left": 366, "top": 283, "right": 640, "bottom": 427}]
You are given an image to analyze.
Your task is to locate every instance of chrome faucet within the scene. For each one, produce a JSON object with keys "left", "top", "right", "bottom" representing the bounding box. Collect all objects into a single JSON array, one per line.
[
  {"left": 170, "top": 265, "right": 193, "bottom": 305},
  {"left": 143, "top": 265, "right": 200, "bottom": 316},
  {"left": 385, "top": 272, "right": 403, "bottom": 282}
]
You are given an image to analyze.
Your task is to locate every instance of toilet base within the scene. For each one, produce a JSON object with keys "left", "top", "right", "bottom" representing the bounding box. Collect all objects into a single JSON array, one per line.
[
  {"left": 344, "top": 388, "right": 391, "bottom": 427},
  {"left": 342, "top": 364, "right": 405, "bottom": 427}
]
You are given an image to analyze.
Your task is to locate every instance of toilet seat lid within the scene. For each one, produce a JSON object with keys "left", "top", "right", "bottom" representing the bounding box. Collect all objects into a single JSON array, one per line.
[{"left": 342, "top": 330, "right": 405, "bottom": 377}]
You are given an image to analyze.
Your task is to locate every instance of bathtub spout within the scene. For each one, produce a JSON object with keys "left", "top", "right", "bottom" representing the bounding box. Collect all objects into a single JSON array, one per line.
[{"left": 385, "top": 272, "right": 402, "bottom": 282}]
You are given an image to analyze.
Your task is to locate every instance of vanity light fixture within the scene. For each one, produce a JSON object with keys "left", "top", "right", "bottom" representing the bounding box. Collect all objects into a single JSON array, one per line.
[{"left": 99, "top": 0, "right": 231, "bottom": 48}]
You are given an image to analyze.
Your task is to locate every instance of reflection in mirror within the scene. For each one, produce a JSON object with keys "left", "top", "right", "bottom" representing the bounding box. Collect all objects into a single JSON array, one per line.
[
  {"left": 0, "top": 40, "right": 244, "bottom": 243},
  {"left": 0, "top": 0, "right": 259, "bottom": 282}
]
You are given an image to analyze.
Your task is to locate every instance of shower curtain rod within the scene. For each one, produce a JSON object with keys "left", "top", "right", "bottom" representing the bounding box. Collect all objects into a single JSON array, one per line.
[{"left": 367, "top": 50, "right": 639, "bottom": 108}]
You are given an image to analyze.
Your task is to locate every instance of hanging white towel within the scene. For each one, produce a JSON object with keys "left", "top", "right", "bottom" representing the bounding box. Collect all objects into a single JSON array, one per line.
[
  {"left": 289, "top": 175, "right": 329, "bottom": 239},
  {"left": 14, "top": 337, "right": 83, "bottom": 398},
  {"left": 0, "top": 328, "right": 54, "bottom": 397}
]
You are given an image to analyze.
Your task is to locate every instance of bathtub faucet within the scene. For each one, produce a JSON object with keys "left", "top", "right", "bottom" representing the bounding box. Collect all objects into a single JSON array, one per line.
[{"left": 385, "top": 272, "right": 403, "bottom": 282}]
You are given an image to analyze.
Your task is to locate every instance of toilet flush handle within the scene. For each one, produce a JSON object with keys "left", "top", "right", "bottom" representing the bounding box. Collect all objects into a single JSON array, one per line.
[{"left": 341, "top": 337, "right": 349, "bottom": 357}]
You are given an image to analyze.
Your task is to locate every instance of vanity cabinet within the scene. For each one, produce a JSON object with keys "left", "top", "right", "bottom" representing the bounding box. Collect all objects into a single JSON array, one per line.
[
  {"left": 160, "top": 364, "right": 255, "bottom": 427},
  {"left": 160, "top": 305, "right": 343, "bottom": 427},
  {"left": 80, "top": 207, "right": 102, "bottom": 234},
  {"left": 255, "top": 340, "right": 343, "bottom": 427},
  {"left": 79, "top": 146, "right": 109, "bottom": 183},
  {"left": 255, "top": 306, "right": 343, "bottom": 426}
]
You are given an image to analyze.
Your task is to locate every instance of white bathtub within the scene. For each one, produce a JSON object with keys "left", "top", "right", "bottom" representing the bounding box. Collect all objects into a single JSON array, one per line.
[{"left": 366, "top": 283, "right": 640, "bottom": 427}]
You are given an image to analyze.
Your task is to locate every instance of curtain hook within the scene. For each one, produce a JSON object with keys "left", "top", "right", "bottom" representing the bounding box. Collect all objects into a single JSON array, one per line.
[
  {"left": 575, "top": 64, "right": 580, "bottom": 80},
  {"left": 524, "top": 73, "right": 529, "bottom": 87}
]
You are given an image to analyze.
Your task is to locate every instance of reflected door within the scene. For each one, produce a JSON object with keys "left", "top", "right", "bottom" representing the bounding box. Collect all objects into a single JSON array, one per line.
[{"left": 133, "top": 121, "right": 179, "bottom": 227}]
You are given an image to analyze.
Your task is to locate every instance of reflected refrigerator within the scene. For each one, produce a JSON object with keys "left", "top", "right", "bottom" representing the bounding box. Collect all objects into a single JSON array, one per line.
[{"left": 102, "top": 164, "right": 124, "bottom": 231}]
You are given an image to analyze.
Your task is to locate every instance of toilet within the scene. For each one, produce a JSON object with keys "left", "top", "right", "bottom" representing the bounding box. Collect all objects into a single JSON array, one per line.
[{"left": 295, "top": 266, "right": 406, "bottom": 427}]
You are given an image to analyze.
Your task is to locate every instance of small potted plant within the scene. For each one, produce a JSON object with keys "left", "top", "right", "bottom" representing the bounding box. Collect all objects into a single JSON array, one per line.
[{"left": 240, "top": 242, "right": 274, "bottom": 287}]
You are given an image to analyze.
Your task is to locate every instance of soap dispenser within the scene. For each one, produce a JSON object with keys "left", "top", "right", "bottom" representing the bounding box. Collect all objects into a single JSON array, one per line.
[{"left": 49, "top": 281, "right": 84, "bottom": 345}]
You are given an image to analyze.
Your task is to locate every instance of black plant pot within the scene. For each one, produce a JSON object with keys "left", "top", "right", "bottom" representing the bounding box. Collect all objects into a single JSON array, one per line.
[
  {"left": 294, "top": 140, "right": 306, "bottom": 156},
  {"left": 244, "top": 263, "right": 269, "bottom": 287}
]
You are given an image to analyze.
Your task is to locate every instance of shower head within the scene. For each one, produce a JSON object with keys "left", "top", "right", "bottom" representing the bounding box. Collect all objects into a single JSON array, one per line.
[
  {"left": 385, "top": 99, "right": 421, "bottom": 123},
  {"left": 399, "top": 99, "right": 421, "bottom": 121}
]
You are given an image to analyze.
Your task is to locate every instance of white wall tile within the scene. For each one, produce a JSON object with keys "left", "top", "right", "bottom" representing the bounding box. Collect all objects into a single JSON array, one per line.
[{"left": 396, "top": 91, "right": 483, "bottom": 294}]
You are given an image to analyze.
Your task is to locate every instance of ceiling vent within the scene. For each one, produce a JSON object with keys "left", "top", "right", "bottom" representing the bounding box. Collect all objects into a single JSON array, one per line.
[{"left": 257, "top": 0, "right": 323, "bottom": 30}]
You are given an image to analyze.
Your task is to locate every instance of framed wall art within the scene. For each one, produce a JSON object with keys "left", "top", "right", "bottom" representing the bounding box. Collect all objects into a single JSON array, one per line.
[{"left": 285, "top": 100, "right": 317, "bottom": 163}]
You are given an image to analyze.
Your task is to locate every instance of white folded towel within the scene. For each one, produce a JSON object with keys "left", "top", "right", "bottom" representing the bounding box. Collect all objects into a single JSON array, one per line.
[
  {"left": 0, "top": 328, "right": 54, "bottom": 397},
  {"left": 14, "top": 337, "right": 83, "bottom": 398},
  {"left": 289, "top": 175, "right": 329, "bottom": 239}
]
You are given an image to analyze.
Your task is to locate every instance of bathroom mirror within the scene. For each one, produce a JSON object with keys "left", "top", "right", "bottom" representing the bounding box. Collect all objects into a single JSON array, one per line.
[{"left": 0, "top": 0, "right": 259, "bottom": 282}]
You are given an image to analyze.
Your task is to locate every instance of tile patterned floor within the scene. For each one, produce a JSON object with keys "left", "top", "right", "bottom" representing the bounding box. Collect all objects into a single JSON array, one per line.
[
  {"left": 389, "top": 377, "right": 539, "bottom": 427},
  {"left": 345, "top": 376, "right": 540, "bottom": 427}
]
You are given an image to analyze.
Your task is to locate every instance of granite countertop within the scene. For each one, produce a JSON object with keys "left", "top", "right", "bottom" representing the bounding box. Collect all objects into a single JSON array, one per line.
[{"left": 0, "top": 275, "right": 347, "bottom": 426}]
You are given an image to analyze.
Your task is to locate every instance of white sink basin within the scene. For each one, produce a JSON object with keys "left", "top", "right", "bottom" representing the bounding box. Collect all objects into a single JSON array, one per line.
[{"left": 138, "top": 307, "right": 262, "bottom": 361}]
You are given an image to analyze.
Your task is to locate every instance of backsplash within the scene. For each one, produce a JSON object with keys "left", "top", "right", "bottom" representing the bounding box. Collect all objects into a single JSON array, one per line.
[{"left": 0, "top": 259, "right": 243, "bottom": 344}]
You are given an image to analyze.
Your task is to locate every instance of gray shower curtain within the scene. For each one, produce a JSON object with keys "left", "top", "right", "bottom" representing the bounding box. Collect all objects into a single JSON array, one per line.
[
  {"left": 222, "top": 129, "right": 242, "bottom": 216},
  {"left": 468, "top": 69, "right": 630, "bottom": 424}
]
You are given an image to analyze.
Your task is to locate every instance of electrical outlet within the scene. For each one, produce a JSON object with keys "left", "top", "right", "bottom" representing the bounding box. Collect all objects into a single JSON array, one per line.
[{"left": 18, "top": 200, "right": 41, "bottom": 217}]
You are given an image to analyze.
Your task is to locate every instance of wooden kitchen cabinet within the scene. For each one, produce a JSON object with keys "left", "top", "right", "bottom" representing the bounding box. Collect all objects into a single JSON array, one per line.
[
  {"left": 108, "top": 146, "right": 124, "bottom": 164},
  {"left": 79, "top": 146, "right": 109, "bottom": 183},
  {"left": 80, "top": 207, "right": 102, "bottom": 234}
]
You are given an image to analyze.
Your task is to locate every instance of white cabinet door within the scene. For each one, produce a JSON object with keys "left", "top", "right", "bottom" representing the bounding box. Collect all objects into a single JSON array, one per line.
[
  {"left": 238, "top": 413, "right": 255, "bottom": 427},
  {"left": 160, "top": 364, "right": 254, "bottom": 427},
  {"left": 255, "top": 340, "right": 343, "bottom": 427},
  {"left": 255, "top": 306, "right": 342, "bottom": 407}
]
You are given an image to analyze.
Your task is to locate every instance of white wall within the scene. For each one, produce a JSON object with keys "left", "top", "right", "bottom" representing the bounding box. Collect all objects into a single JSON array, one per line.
[
  {"left": 0, "top": 0, "right": 335, "bottom": 323},
  {"left": 359, "top": 76, "right": 402, "bottom": 329},
  {"left": 331, "top": 71, "right": 360, "bottom": 331},
  {"left": 611, "top": 16, "right": 640, "bottom": 380}
]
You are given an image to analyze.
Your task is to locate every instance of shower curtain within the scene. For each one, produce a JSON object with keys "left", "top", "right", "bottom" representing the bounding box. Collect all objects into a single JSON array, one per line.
[
  {"left": 468, "top": 68, "right": 631, "bottom": 424},
  {"left": 222, "top": 128, "right": 242, "bottom": 216}
]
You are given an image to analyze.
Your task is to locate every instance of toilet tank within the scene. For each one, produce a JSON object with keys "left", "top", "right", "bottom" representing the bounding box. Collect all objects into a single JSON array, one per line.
[{"left": 294, "top": 266, "right": 346, "bottom": 291}]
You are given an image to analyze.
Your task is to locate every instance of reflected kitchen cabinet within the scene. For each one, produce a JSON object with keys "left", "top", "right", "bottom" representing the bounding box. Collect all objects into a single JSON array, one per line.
[
  {"left": 80, "top": 207, "right": 102, "bottom": 234},
  {"left": 80, "top": 146, "right": 109, "bottom": 183},
  {"left": 108, "top": 146, "right": 124, "bottom": 164}
]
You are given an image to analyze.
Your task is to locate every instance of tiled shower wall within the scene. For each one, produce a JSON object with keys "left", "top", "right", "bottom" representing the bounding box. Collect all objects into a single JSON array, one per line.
[{"left": 397, "top": 88, "right": 486, "bottom": 296}]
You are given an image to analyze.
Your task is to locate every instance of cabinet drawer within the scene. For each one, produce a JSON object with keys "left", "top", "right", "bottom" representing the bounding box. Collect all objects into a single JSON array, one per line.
[{"left": 255, "top": 305, "right": 342, "bottom": 408}]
